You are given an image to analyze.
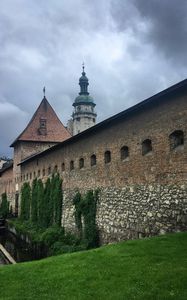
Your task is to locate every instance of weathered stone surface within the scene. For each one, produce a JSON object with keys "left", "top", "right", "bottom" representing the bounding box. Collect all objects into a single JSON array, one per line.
[{"left": 61, "top": 184, "right": 187, "bottom": 244}]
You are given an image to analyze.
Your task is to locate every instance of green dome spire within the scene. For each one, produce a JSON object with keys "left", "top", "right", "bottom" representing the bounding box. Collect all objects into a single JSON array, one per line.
[{"left": 74, "top": 64, "right": 95, "bottom": 106}]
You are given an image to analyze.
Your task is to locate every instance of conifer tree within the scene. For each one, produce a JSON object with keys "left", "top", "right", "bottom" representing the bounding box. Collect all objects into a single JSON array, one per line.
[
  {"left": 31, "top": 178, "right": 38, "bottom": 223},
  {"left": 54, "top": 174, "right": 63, "bottom": 226},
  {"left": 0, "top": 192, "right": 9, "bottom": 219},
  {"left": 44, "top": 177, "right": 51, "bottom": 227},
  {"left": 20, "top": 182, "right": 31, "bottom": 220},
  {"left": 50, "top": 174, "right": 56, "bottom": 225},
  {"left": 37, "top": 179, "right": 44, "bottom": 227}
]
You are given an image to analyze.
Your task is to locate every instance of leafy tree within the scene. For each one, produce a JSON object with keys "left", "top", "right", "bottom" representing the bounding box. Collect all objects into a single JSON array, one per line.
[{"left": 0, "top": 192, "right": 9, "bottom": 219}]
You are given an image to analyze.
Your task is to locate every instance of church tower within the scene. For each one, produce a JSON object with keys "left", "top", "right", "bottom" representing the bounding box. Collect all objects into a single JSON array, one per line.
[{"left": 70, "top": 65, "right": 97, "bottom": 135}]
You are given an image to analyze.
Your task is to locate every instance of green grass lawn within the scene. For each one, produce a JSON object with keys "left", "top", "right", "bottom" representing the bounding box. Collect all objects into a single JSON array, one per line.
[{"left": 0, "top": 232, "right": 187, "bottom": 300}]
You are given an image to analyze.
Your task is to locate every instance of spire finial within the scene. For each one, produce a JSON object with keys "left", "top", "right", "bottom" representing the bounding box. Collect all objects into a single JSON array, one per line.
[
  {"left": 43, "top": 86, "right": 46, "bottom": 97},
  {"left": 82, "top": 62, "right": 85, "bottom": 73}
]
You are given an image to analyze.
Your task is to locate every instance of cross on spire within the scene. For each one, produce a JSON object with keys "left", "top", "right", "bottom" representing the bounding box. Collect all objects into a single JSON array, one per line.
[{"left": 43, "top": 86, "right": 46, "bottom": 97}]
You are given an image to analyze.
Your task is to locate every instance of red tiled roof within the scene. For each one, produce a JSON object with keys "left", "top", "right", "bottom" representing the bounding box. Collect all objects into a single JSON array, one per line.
[{"left": 10, "top": 97, "right": 71, "bottom": 147}]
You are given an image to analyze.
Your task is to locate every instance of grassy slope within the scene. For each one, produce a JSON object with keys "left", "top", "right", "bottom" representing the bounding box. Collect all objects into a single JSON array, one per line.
[{"left": 0, "top": 233, "right": 187, "bottom": 300}]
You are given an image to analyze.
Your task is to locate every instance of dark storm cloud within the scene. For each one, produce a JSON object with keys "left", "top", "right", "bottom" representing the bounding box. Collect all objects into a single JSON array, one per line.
[
  {"left": 112, "top": 0, "right": 187, "bottom": 65},
  {"left": 0, "top": 0, "right": 187, "bottom": 157}
]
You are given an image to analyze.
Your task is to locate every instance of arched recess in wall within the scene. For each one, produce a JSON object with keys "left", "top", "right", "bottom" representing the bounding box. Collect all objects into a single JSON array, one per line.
[
  {"left": 70, "top": 160, "right": 74, "bottom": 171},
  {"left": 54, "top": 165, "right": 58, "bottom": 173},
  {"left": 105, "top": 150, "right": 111, "bottom": 164},
  {"left": 169, "top": 130, "right": 184, "bottom": 150},
  {"left": 120, "top": 146, "right": 129, "bottom": 160},
  {"left": 61, "top": 163, "right": 65, "bottom": 172},
  {"left": 142, "top": 139, "right": 152, "bottom": 156},
  {"left": 79, "top": 158, "right": 84, "bottom": 169},
  {"left": 48, "top": 166, "right": 51, "bottom": 175},
  {"left": 91, "top": 154, "right": 96, "bottom": 166}
]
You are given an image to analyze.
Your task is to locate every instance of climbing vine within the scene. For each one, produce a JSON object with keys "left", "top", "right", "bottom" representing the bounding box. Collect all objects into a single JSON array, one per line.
[
  {"left": 73, "top": 191, "right": 82, "bottom": 237},
  {"left": 73, "top": 189, "right": 99, "bottom": 248}
]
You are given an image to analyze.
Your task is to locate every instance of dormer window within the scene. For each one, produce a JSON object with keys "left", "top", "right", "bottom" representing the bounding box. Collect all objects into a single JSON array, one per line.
[
  {"left": 40, "top": 118, "right": 46, "bottom": 128},
  {"left": 38, "top": 118, "right": 47, "bottom": 135}
]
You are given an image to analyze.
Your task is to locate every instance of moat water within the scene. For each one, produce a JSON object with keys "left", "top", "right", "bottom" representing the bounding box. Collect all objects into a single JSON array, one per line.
[{"left": 0, "top": 228, "right": 45, "bottom": 265}]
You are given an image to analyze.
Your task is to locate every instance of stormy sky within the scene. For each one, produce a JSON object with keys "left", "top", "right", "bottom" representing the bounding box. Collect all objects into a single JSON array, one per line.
[{"left": 0, "top": 0, "right": 187, "bottom": 157}]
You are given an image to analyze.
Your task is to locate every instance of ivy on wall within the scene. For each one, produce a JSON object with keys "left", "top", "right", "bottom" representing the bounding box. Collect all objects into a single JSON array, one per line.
[
  {"left": 73, "top": 189, "right": 99, "bottom": 248},
  {"left": 73, "top": 191, "right": 82, "bottom": 237}
]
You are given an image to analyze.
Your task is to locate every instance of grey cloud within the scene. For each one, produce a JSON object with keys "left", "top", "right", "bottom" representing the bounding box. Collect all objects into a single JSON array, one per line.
[
  {"left": 111, "top": 0, "right": 187, "bottom": 65},
  {"left": 0, "top": 0, "right": 186, "bottom": 156},
  {"left": 134, "top": 0, "right": 187, "bottom": 62}
]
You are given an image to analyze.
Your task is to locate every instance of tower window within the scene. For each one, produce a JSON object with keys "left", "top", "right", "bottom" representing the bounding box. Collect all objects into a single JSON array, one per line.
[
  {"left": 121, "top": 146, "right": 129, "bottom": 160},
  {"left": 38, "top": 170, "right": 40, "bottom": 177},
  {"left": 70, "top": 160, "right": 74, "bottom": 171},
  {"left": 142, "top": 139, "right": 152, "bottom": 156},
  {"left": 105, "top": 151, "right": 111, "bottom": 164},
  {"left": 38, "top": 118, "right": 47, "bottom": 135},
  {"left": 169, "top": 130, "right": 184, "bottom": 150},
  {"left": 79, "top": 158, "right": 84, "bottom": 169},
  {"left": 91, "top": 154, "right": 96, "bottom": 166},
  {"left": 40, "top": 118, "right": 46, "bottom": 128},
  {"left": 93, "top": 118, "right": 95, "bottom": 123},
  {"left": 54, "top": 165, "right": 58, "bottom": 173}
]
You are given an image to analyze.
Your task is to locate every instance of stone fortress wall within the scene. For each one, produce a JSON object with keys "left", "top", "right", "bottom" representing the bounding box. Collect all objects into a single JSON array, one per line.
[{"left": 19, "top": 88, "right": 187, "bottom": 243}]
